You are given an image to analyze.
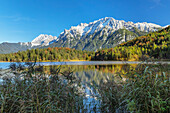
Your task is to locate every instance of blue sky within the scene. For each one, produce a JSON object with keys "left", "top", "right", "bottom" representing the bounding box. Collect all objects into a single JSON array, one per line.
[{"left": 0, "top": 0, "right": 169, "bottom": 43}]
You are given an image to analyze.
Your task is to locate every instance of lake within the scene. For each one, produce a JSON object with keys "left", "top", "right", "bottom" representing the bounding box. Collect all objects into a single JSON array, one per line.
[
  {"left": 0, "top": 61, "right": 169, "bottom": 85},
  {"left": 0, "top": 61, "right": 169, "bottom": 69},
  {"left": 0, "top": 61, "right": 136, "bottom": 88},
  {"left": 0, "top": 61, "right": 135, "bottom": 69}
]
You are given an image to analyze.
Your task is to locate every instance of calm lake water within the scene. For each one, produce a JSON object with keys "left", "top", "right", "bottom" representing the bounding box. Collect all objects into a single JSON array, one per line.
[
  {"left": 0, "top": 61, "right": 136, "bottom": 69},
  {"left": 0, "top": 61, "right": 169, "bottom": 69},
  {"left": 0, "top": 61, "right": 136, "bottom": 85}
]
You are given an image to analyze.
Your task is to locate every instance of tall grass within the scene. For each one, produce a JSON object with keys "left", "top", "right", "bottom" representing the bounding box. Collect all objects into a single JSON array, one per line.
[
  {"left": 97, "top": 63, "right": 170, "bottom": 113},
  {"left": 0, "top": 63, "right": 85, "bottom": 113}
]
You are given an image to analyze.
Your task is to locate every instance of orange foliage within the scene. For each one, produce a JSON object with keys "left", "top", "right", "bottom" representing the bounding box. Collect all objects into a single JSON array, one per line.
[
  {"left": 55, "top": 47, "right": 58, "bottom": 50},
  {"left": 136, "top": 41, "right": 139, "bottom": 44},
  {"left": 146, "top": 41, "right": 150, "bottom": 44},
  {"left": 161, "top": 36, "right": 164, "bottom": 40},
  {"left": 45, "top": 50, "right": 48, "bottom": 54},
  {"left": 65, "top": 47, "right": 71, "bottom": 51},
  {"left": 108, "top": 48, "right": 113, "bottom": 52},
  {"left": 47, "top": 47, "right": 52, "bottom": 51},
  {"left": 139, "top": 43, "right": 143, "bottom": 46}
]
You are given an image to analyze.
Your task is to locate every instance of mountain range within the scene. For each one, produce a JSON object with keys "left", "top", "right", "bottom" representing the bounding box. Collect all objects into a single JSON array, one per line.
[{"left": 0, "top": 17, "right": 164, "bottom": 54}]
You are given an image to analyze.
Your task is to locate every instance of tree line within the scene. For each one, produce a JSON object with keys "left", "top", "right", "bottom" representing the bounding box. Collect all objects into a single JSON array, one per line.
[{"left": 0, "top": 47, "right": 94, "bottom": 62}]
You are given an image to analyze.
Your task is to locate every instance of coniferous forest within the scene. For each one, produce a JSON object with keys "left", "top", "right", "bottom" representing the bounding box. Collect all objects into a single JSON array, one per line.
[
  {"left": 92, "top": 26, "right": 170, "bottom": 61},
  {"left": 0, "top": 47, "right": 94, "bottom": 62}
]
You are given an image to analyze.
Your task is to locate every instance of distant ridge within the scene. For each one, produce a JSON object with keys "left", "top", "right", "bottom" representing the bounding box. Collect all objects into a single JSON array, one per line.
[
  {"left": 0, "top": 17, "right": 163, "bottom": 53},
  {"left": 46, "top": 17, "right": 162, "bottom": 51}
]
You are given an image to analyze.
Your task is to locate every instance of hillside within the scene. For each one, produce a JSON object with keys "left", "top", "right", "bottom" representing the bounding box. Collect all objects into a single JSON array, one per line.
[
  {"left": 0, "top": 42, "right": 32, "bottom": 54},
  {"left": 91, "top": 26, "right": 170, "bottom": 61}
]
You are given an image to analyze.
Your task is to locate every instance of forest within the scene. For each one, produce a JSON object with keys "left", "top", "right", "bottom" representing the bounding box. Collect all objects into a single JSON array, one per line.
[
  {"left": 91, "top": 26, "right": 170, "bottom": 61},
  {"left": 0, "top": 47, "right": 94, "bottom": 62}
]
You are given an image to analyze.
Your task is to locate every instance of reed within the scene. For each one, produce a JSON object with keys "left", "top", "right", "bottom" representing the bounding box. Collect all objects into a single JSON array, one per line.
[
  {"left": 96, "top": 63, "right": 170, "bottom": 112},
  {"left": 0, "top": 63, "right": 85, "bottom": 113}
]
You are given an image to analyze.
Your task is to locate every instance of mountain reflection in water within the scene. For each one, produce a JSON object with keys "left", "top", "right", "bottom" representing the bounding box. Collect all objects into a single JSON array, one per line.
[{"left": 41, "top": 64, "right": 137, "bottom": 85}]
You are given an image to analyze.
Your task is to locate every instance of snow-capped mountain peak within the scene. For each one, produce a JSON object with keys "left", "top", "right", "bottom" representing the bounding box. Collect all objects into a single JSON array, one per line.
[
  {"left": 29, "top": 17, "right": 163, "bottom": 49},
  {"left": 57, "top": 17, "right": 162, "bottom": 41},
  {"left": 31, "top": 34, "right": 57, "bottom": 47}
]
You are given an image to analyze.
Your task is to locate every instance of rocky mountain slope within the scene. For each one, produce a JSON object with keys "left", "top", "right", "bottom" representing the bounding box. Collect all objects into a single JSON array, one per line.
[
  {"left": 0, "top": 17, "right": 163, "bottom": 53},
  {"left": 46, "top": 17, "right": 162, "bottom": 51}
]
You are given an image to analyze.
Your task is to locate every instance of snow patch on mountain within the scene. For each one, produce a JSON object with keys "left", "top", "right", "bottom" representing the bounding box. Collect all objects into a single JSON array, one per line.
[
  {"left": 31, "top": 34, "right": 57, "bottom": 47},
  {"left": 163, "top": 25, "right": 170, "bottom": 28}
]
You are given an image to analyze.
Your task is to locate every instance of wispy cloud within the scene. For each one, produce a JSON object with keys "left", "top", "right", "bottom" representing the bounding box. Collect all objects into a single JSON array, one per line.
[
  {"left": 0, "top": 15, "right": 35, "bottom": 22},
  {"left": 152, "top": 0, "right": 161, "bottom": 4},
  {"left": 150, "top": 0, "right": 163, "bottom": 9}
]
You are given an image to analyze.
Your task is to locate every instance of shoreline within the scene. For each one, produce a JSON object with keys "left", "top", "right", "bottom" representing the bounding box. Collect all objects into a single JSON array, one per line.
[
  {"left": 0, "top": 61, "right": 169, "bottom": 70},
  {"left": 0, "top": 59, "right": 170, "bottom": 63},
  {"left": 0, "top": 59, "right": 88, "bottom": 63},
  {"left": 1, "top": 60, "right": 170, "bottom": 64}
]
